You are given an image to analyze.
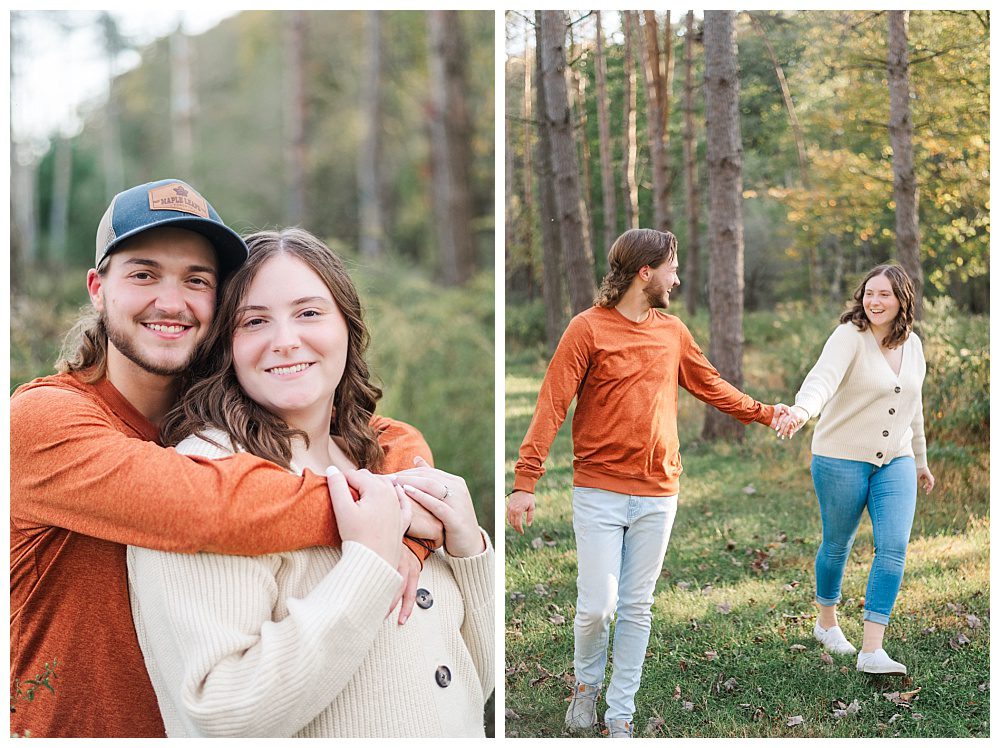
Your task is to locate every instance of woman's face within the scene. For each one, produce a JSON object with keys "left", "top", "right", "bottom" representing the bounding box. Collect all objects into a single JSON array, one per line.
[
  {"left": 231, "top": 253, "right": 349, "bottom": 427},
  {"left": 862, "top": 272, "right": 900, "bottom": 328}
]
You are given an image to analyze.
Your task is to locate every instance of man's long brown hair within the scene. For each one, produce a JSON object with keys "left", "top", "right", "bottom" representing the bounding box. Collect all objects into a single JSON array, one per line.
[
  {"left": 160, "top": 228, "right": 384, "bottom": 471},
  {"left": 839, "top": 264, "right": 915, "bottom": 349},
  {"left": 594, "top": 229, "right": 678, "bottom": 308}
]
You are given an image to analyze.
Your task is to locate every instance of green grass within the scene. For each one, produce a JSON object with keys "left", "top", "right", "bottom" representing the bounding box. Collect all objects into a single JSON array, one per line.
[{"left": 504, "top": 309, "right": 989, "bottom": 738}]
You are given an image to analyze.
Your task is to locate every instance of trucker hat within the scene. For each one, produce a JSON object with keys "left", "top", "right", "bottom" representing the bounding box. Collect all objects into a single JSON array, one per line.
[{"left": 95, "top": 178, "right": 248, "bottom": 280}]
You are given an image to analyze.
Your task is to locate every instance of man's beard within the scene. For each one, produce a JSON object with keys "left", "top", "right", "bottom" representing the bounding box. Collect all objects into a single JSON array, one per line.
[
  {"left": 643, "top": 279, "right": 669, "bottom": 309},
  {"left": 101, "top": 311, "right": 197, "bottom": 377}
]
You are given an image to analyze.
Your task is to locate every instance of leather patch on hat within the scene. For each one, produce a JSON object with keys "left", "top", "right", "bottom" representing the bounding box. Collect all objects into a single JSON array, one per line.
[{"left": 148, "top": 183, "right": 210, "bottom": 218}]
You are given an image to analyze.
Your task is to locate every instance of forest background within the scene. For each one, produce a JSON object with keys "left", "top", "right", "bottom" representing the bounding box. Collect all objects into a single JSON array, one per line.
[
  {"left": 10, "top": 9, "right": 496, "bottom": 542},
  {"left": 504, "top": 10, "right": 988, "bottom": 738}
]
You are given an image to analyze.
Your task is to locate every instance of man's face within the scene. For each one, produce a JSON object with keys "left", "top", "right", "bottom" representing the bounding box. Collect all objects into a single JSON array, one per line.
[
  {"left": 87, "top": 227, "right": 218, "bottom": 378},
  {"left": 642, "top": 256, "right": 680, "bottom": 309}
]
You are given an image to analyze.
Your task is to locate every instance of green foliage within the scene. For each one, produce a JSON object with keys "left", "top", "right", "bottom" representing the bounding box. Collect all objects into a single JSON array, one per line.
[
  {"left": 360, "top": 260, "right": 495, "bottom": 536},
  {"left": 11, "top": 658, "right": 59, "bottom": 737},
  {"left": 505, "top": 307, "right": 989, "bottom": 737},
  {"left": 504, "top": 298, "right": 547, "bottom": 353}
]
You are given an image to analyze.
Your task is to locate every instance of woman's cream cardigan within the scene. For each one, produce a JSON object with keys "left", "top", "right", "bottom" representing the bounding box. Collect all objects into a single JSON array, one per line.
[
  {"left": 793, "top": 322, "right": 927, "bottom": 469},
  {"left": 127, "top": 429, "right": 493, "bottom": 737}
]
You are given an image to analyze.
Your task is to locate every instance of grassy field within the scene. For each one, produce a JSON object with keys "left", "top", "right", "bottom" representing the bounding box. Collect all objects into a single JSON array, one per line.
[{"left": 504, "top": 307, "right": 989, "bottom": 738}]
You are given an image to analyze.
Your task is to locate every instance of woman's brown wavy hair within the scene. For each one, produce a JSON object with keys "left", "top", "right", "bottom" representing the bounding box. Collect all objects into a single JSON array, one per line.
[
  {"left": 594, "top": 229, "right": 677, "bottom": 308},
  {"left": 160, "top": 228, "right": 384, "bottom": 471},
  {"left": 839, "top": 264, "right": 915, "bottom": 349}
]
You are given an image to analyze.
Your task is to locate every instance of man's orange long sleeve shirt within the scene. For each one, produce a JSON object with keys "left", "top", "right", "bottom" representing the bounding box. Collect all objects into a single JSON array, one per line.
[
  {"left": 514, "top": 306, "right": 775, "bottom": 497},
  {"left": 10, "top": 373, "right": 431, "bottom": 738}
]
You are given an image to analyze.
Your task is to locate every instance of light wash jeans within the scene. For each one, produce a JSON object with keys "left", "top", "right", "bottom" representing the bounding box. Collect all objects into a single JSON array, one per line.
[
  {"left": 811, "top": 455, "right": 917, "bottom": 625},
  {"left": 571, "top": 486, "right": 678, "bottom": 723}
]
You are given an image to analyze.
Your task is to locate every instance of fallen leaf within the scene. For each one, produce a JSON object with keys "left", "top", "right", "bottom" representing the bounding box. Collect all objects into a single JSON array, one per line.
[
  {"left": 505, "top": 708, "right": 520, "bottom": 719},
  {"left": 888, "top": 714, "right": 902, "bottom": 724},
  {"left": 776, "top": 532, "right": 788, "bottom": 542},
  {"left": 673, "top": 684, "right": 681, "bottom": 700},
  {"left": 726, "top": 540, "right": 737, "bottom": 550},
  {"left": 946, "top": 602, "right": 964, "bottom": 614},
  {"left": 820, "top": 652, "right": 834, "bottom": 665},
  {"left": 703, "top": 510, "right": 713, "bottom": 517},
  {"left": 723, "top": 678, "right": 738, "bottom": 692},
  {"left": 549, "top": 614, "right": 566, "bottom": 625},
  {"left": 977, "top": 682, "right": 988, "bottom": 692},
  {"left": 704, "top": 650, "right": 718, "bottom": 661},
  {"left": 679, "top": 660, "right": 689, "bottom": 672},
  {"left": 530, "top": 537, "right": 544, "bottom": 550},
  {"left": 753, "top": 635, "right": 764, "bottom": 644},
  {"left": 790, "top": 644, "right": 807, "bottom": 653},
  {"left": 752, "top": 707, "right": 765, "bottom": 722},
  {"left": 839, "top": 666, "right": 850, "bottom": 674},
  {"left": 787, "top": 715, "right": 803, "bottom": 727},
  {"left": 644, "top": 715, "right": 665, "bottom": 735},
  {"left": 911, "top": 713, "right": 925, "bottom": 721},
  {"left": 966, "top": 614, "right": 983, "bottom": 629},
  {"left": 701, "top": 584, "right": 713, "bottom": 596},
  {"left": 899, "top": 688, "right": 921, "bottom": 704},
  {"left": 845, "top": 699, "right": 861, "bottom": 715},
  {"left": 682, "top": 701, "right": 694, "bottom": 712},
  {"left": 743, "top": 485, "right": 757, "bottom": 495},
  {"left": 949, "top": 633, "right": 972, "bottom": 650},
  {"left": 677, "top": 581, "right": 691, "bottom": 590},
  {"left": 534, "top": 584, "right": 550, "bottom": 597},
  {"left": 921, "top": 626, "right": 937, "bottom": 635},
  {"left": 717, "top": 602, "right": 732, "bottom": 615},
  {"left": 543, "top": 532, "right": 557, "bottom": 547},
  {"left": 509, "top": 591, "right": 525, "bottom": 603}
]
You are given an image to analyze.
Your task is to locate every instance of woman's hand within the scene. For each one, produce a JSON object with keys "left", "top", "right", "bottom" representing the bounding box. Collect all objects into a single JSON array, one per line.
[
  {"left": 917, "top": 466, "right": 936, "bottom": 493},
  {"left": 326, "top": 466, "right": 411, "bottom": 568},
  {"left": 387, "top": 543, "right": 422, "bottom": 625},
  {"left": 776, "top": 405, "right": 808, "bottom": 439},
  {"left": 392, "top": 457, "right": 485, "bottom": 558}
]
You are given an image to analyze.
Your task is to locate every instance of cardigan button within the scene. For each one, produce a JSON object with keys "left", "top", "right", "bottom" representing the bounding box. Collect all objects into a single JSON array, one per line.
[
  {"left": 876, "top": 451, "right": 884, "bottom": 459},
  {"left": 889, "top": 408, "right": 896, "bottom": 415},
  {"left": 883, "top": 430, "right": 890, "bottom": 437},
  {"left": 894, "top": 386, "right": 901, "bottom": 393},
  {"left": 416, "top": 588, "right": 433, "bottom": 609},
  {"left": 435, "top": 665, "right": 452, "bottom": 688}
]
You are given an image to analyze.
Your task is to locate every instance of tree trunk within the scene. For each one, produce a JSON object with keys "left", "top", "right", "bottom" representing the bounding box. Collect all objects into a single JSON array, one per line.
[
  {"left": 170, "top": 26, "right": 195, "bottom": 179},
  {"left": 358, "top": 11, "right": 385, "bottom": 258},
  {"left": 594, "top": 11, "right": 617, "bottom": 261},
  {"left": 99, "top": 12, "right": 123, "bottom": 200},
  {"left": 683, "top": 11, "right": 701, "bottom": 316},
  {"left": 535, "top": 12, "right": 567, "bottom": 353},
  {"left": 702, "top": 10, "right": 746, "bottom": 443},
  {"left": 540, "top": 10, "right": 596, "bottom": 314},
  {"left": 48, "top": 135, "right": 72, "bottom": 264},
  {"left": 568, "top": 25, "right": 596, "bottom": 267},
  {"left": 621, "top": 11, "right": 640, "bottom": 230},
  {"left": 522, "top": 21, "right": 535, "bottom": 295},
  {"left": 640, "top": 12, "right": 670, "bottom": 232},
  {"left": 887, "top": 10, "right": 924, "bottom": 318},
  {"left": 428, "top": 10, "right": 476, "bottom": 285}
]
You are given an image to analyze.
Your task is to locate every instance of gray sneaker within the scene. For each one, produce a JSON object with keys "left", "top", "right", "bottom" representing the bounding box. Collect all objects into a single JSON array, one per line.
[
  {"left": 606, "top": 718, "right": 634, "bottom": 738},
  {"left": 565, "top": 682, "right": 600, "bottom": 730}
]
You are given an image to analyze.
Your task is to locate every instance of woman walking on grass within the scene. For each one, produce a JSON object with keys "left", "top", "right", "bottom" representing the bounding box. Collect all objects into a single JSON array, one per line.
[{"left": 776, "top": 264, "right": 935, "bottom": 675}]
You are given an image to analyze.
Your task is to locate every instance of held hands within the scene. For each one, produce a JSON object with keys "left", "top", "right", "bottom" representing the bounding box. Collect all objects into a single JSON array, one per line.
[
  {"left": 774, "top": 404, "right": 808, "bottom": 440},
  {"left": 390, "top": 457, "right": 485, "bottom": 558},
  {"left": 326, "top": 466, "right": 411, "bottom": 569},
  {"left": 506, "top": 490, "right": 535, "bottom": 535}
]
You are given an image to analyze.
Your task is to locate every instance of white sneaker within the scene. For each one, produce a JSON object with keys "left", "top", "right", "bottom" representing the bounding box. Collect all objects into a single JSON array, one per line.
[
  {"left": 856, "top": 648, "right": 907, "bottom": 675},
  {"left": 813, "top": 623, "right": 858, "bottom": 655},
  {"left": 565, "top": 682, "right": 600, "bottom": 730},
  {"left": 606, "top": 718, "right": 634, "bottom": 738}
]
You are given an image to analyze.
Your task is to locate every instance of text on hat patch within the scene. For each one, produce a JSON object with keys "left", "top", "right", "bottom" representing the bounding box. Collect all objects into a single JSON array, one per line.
[{"left": 147, "top": 183, "right": 210, "bottom": 219}]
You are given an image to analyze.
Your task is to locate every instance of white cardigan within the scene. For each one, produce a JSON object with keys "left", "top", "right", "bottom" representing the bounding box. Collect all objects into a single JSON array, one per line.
[
  {"left": 127, "top": 429, "right": 493, "bottom": 738},
  {"left": 793, "top": 322, "right": 927, "bottom": 469}
]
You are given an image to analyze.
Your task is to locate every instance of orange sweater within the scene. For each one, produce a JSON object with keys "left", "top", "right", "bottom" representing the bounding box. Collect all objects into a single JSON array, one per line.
[
  {"left": 10, "top": 373, "right": 431, "bottom": 738},
  {"left": 514, "top": 306, "right": 775, "bottom": 497}
]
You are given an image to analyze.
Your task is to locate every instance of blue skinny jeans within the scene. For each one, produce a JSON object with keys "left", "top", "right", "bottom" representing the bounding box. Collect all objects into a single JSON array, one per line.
[{"left": 811, "top": 455, "right": 917, "bottom": 625}]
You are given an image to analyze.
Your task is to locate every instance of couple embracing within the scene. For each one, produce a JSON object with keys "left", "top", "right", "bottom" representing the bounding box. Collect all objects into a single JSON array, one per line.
[
  {"left": 507, "top": 228, "right": 934, "bottom": 738},
  {"left": 11, "top": 179, "right": 493, "bottom": 738}
]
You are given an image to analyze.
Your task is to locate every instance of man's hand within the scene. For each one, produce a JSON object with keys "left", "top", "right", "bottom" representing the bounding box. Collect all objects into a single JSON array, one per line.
[
  {"left": 507, "top": 490, "right": 535, "bottom": 535},
  {"left": 406, "top": 496, "right": 445, "bottom": 549},
  {"left": 775, "top": 404, "right": 808, "bottom": 440},
  {"left": 387, "top": 543, "right": 422, "bottom": 625}
]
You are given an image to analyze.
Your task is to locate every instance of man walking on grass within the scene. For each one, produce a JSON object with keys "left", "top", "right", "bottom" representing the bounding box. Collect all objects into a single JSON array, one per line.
[
  {"left": 10, "top": 179, "right": 439, "bottom": 737},
  {"left": 507, "top": 228, "right": 787, "bottom": 738}
]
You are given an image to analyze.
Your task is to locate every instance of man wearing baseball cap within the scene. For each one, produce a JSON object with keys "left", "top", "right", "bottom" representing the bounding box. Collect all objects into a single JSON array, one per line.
[{"left": 10, "top": 179, "right": 440, "bottom": 738}]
